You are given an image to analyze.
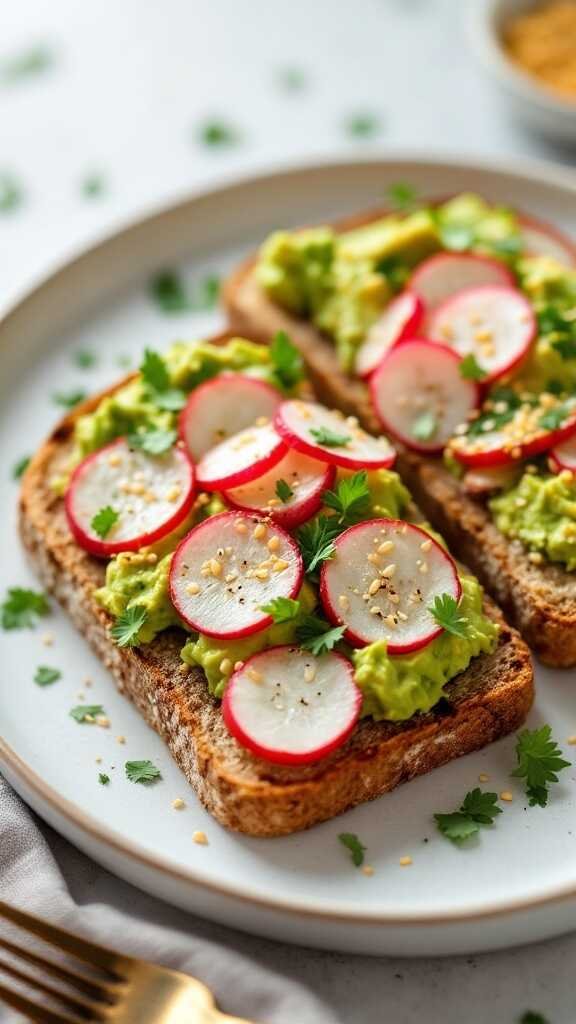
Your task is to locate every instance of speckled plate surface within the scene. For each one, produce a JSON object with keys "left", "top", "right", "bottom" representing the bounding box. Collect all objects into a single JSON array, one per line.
[{"left": 2, "top": 156, "right": 576, "bottom": 956}]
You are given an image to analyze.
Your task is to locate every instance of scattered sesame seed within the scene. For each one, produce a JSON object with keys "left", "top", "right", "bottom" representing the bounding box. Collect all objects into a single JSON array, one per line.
[
  {"left": 235, "top": 520, "right": 248, "bottom": 535},
  {"left": 96, "top": 715, "right": 110, "bottom": 729},
  {"left": 255, "top": 416, "right": 269, "bottom": 426},
  {"left": 253, "top": 523, "right": 267, "bottom": 540},
  {"left": 420, "top": 539, "right": 432, "bottom": 552},
  {"left": 247, "top": 668, "right": 263, "bottom": 684},
  {"left": 186, "top": 581, "right": 201, "bottom": 595},
  {"left": 116, "top": 735, "right": 126, "bottom": 745},
  {"left": 178, "top": 663, "right": 190, "bottom": 674},
  {"left": 273, "top": 559, "right": 289, "bottom": 572},
  {"left": 384, "top": 614, "right": 397, "bottom": 628},
  {"left": 399, "top": 856, "right": 412, "bottom": 867},
  {"left": 146, "top": 553, "right": 158, "bottom": 564},
  {"left": 304, "top": 665, "right": 316, "bottom": 683},
  {"left": 368, "top": 578, "right": 381, "bottom": 596},
  {"left": 378, "top": 540, "right": 394, "bottom": 554},
  {"left": 95, "top": 757, "right": 102, "bottom": 764},
  {"left": 381, "top": 563, "right": 396, "bottom": 578},
  {"left": 107, "top": 453, "right": 121, "bottom": 467},
  {"left": 219, "top": 658, "right": 233, "bottom": 676},
  {"left": 419, "top": 562, "right": 429, "bottom": 574},
  {"left": 192, "top": 830, "right": 209, "bottom": 845},
  {"left": 338, "top": 594, "right": 350, "bottom": 611},
  {"left": 500, "top": 790, "right": 513, "bottom": 802},
  {"left": 367, "top": 552, "right": 380, "bottom": 565},
  {"left": 568, "top": 736, "right": 576, "bottom": 745},
  {"left": 362, "top": 865, "right": 375, "bottom": 877},
  {"left": 41, "top": 632, "right": 54, "bottom": 647},
  {"left": 234, "top": 661, "right": 244, "bottom": 671},
  {"left": 478, "top": 772, "right": 489, "bottom": 782},
  {"left": 172, "top": 798, "right": 186, "bottom": 810}
]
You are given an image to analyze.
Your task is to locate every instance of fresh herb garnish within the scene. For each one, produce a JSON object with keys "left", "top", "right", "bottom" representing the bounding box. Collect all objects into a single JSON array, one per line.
[
  {"left": 519, "top": 1013, "right": 550, "bottom": 1024},
  {"left": 125, "top": 760, "right": 162, "bottom": 784},
  {"left": 552, "top": 338, "right": 576, "bottom": 360},
  {"left": 323, "top": 470, "right": 371, "bottom": 526},
  {"left": 70, "top": 704, "right": 105, "bottom": 723},
  {"left": 81, "top": 174, "right": 106, "bottom": 199},
  {"left": 439, "top": 223, "right": 475, "bottom": 252},
  {"left": 127, "top": 428, "right": 177, "bottom": 455},
  {"left": 0, "top": 173, "right": 24, "bottom": 214},
  {"left": 52, "top": 389, "right": 87, "bottom": 409},
  {"left": 73, "top": 349, "right": 97, "bottom": 369},
  {"left": 277, "top": 67, "right": 307, "bottom": 92},
  {"left": 466, "top": 386, "right": 524, "bottom": 438},
  {"left": 412, "top": 411, "right": 437, "bottom": 442},
  {"left": 275, "top": 478, "right": 294, "bottom": 503},
  {"left": 429, "top": 593, "right": 469, "bottom": 639},
  {"left": 110, "top": 605, "right": 148, "bottom": 647},
  {"left": 376, "top": 256, "right": 411, "bottom": 291},
  {"left": 434, "top": 789, "right": 502, "bottom": 845},
  {"left": 539, "top": 401, "right": 574, "bottom": 432},
  {"left": 149, "top": 271, "right": 190, "bottom": 314},
  {"left": 296, "top": 615, "right": 345, "bottom": 656},
  {"left": 310, "top": 425, "right": 351, "bottom": 448},
  {"left": 270, "top": 330, "right": 304, "bottom": 391},
  {"left": 12, "top": 455, "right": 30, "bottom": 480},
  {"left": 98, "top": 773, "right": 110, "bottom": 785},
  {"left": 538, "top": 303, "right": 576, "bottom": 360},
  {"left": 386, "top": 182, "right": 418, "bottom": 212},
  {"left": 1, "top": 587, "right": 49, "bottom": 629},
  {"left": 491, "top": 235, "right": 522, "bottom": 260},
  {"left": 192, "top": 274, "right": 220, "bottom": 310},
  {"left": 338, "top": 832, "right": 366, "bottom": 867},
  {"left": 91, "top": 506, "right": 119, "bottom": 539},
  {"left": 345, "top": 112, "right": 381, "bottom": 139},
  {"left": 260, "top": 596, "right": 301, "bottom": 624},
  {"left": 34, "top": 665, "right": 61, "bottom": 686},
  {"left": 459, "top": 353, "right": 487, "bottom": 381},
  {"left": 197, "top": 119, "right": 239, "bottom": 148},
  {"left": 1, "top": 45, "right": 54, "bottom": 86},
  {"left": 297, "top": 515, "right": 340, "bottom": 577},
  {"left": 511, "top": 725, "right": 570, "bottom": 807},
  {"left": 139, "top": 348, "right": 186, "bottom": 411}
]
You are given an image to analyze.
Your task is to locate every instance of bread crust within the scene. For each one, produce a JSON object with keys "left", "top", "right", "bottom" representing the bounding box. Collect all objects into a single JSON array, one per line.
[
  {"left": 224, "top": 212, "right": 576, "bottom": 667},
  {"left": 18, "top": 368, "right": 533, "bottom": 837}
]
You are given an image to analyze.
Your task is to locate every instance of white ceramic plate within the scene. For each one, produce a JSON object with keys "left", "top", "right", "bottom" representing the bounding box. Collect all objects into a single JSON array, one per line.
[{"left": 2, "top": 156, "right": 576, "bottom": 957}]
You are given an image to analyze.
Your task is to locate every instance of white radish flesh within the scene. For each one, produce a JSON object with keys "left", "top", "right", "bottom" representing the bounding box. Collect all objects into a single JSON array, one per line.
[
  {"left": 274, "top": 400, "right": 396, "bottom": 470},
  {"left": 179, "top": 374, "right": 281, "bottom": 461},
  {"left": 549, "top": 436, "right": 576, "bottom": 474},
  {"left": 222, "top": 646, "right": 361, "bottom": 764},
  {"left": 224, "top": 449, "right": 336, "bottom": 529},
  {"left": 370, "top": 339, "right": 479, "bottom": 453},
  {"left": 195, "top": 422, "right": 286, "bottom": 491},
  {"left": 410, "top": 252, "right": 513, "bottom": 313},
  {"left": 320, "top": 518, "right": 461, "bottom": 653},
  {"left": 65, "top": 438, "right": 195, "bottom": 557},
  {"left": 355, "top": 291, "right": 423, "bottom": 378},
  {"left": 169, "top": 511, "right": 303, "bottom": 639}
]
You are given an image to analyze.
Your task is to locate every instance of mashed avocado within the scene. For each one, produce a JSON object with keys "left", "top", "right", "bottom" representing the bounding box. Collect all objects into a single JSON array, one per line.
[
  {"left": 364, "top": 467, "right": 411, "bottom": 518},
  {"left": 94, "top": 551, "right": 182, "bottom": 643},
  {"left": 353, "top": 574, "right": 499, "bottom": 721},
  {"left": 489, "top": 469, "right": 576, "bottom": 570},
  {"left": 515, "top": 256, "right": 576, "bottom": 392}
]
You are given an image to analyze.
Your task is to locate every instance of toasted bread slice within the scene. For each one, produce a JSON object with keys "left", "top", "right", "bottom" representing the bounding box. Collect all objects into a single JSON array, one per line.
[
  {"left": 19, "top": 370, "right": 533, "bottom": 837},
  {"left": 224, "top": 213, "right": 576, "bottom": 667}
]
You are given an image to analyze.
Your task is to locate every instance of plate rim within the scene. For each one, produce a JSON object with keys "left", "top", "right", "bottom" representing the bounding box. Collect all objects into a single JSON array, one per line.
[{"left": 3, "top": 151, "right": 576, "bottom": 928}]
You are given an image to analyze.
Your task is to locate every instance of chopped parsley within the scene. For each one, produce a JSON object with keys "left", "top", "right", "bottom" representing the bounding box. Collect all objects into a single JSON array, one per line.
[
  {"left": 197, "top": 119, "right": 239, "bottom": 148},
  {"left": 412, "top": 411, "right": 437, "bottom": 442},
  {"left": 270, "top": 331, "right": 304, "bottom": 391},
  {"left": 81, "top": 174, "right": 106, "bottom": 199},
  {"left": 435, "top": 789, "right": 502, "bottom": 845},
  {"left": 429, "top": 593, "right": 470, "bottom": 639},
  {"left": 465, "top": 386, "right": 524, "bottom": 439},
  {"left": 338, "top": 832, "right": 366, "bottom": 867},
  {"left": 149, "top": 271, "right": 191, "bottom": 314},
  {"left": 98, "top": 773, "right": 110, "bottom": 786},
  {"left": 275, "top": 478, "right": 294, "bottom": 503},
  {"left": 322, "top": 470, "right": 370, "bottom": 526},
  {"left": 73, "top": 349, "right": 97, "bottom": 369},
  {"left": 310, "top": 426, "right": 351, "bottom": 448},
  {"left": 34, "top": 665, "right": 61, "bottom": 687},
  {"left": 0, "top": 173, "right": 24, "bottom": 214},
  {"left": 125, "top": 759, "right": 162, "bottom": 784},
  {"left": 519, "top": 1013, "right": 549, "bottom": 1024},
  {"left": 1, "top": 587, "right": 49, "bottom": 629},
  {"left": 511, "top": 725, "right": 570, "bottom": 807},
  {"left": 110, "top": 605, "right": 148, "bottom": 647},
  {"left": 538, "top": 303, "right": 576, "bottom": 360},
  {"left": 386, "top": 182, "right": 418, "bottom": 212},
  {"left": 127, "top": 428, "right": 177, "bottom": 455},
  {"left": 139, "top": 348, "right": 186, "bottom": 411},
  {"left": 459, "top": 353, "right": 487, "bottom": 381},
  {"left": 52, "top": 389, "right": 87, "bottom": 409},
  {"left": 91, "top": 506, "right": 119, "bottom": 539},
  {"left": 1, "top": 45, "right": 54, "bottom": 86},
  {"left": 539, "top": 401, "right": 574, "bottom": 432},
  {"left": 277, "top": 67, "right": 307, "bottom": 92},
  {"left": 260, "top": 596, "right": 301, "bottom": 624},
  {"left": 345, "top": 112, "right": 382, "bottom": 139},
  {"left": 12, "top": 455, "right": 30, "bottom": 480},
  {"left": 70, "top": 704, "right": 104, "bottom": 723},
  {"left": 296, "top": 615, "right": 345, "bottom": 656},
  {"left": 297, "top": 515, "right": 340, "bottom": 577}
]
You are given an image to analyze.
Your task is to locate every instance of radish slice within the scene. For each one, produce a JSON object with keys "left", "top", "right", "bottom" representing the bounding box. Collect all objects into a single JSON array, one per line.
[
  {"left": 320, "top": 518, "right": 461, "bottom": 653},
  {"left": 179, "top": 374, "right": 281, "bottom": 462},
  {"left": 355, "top": 292, "right": 423, "bottom": 378},
  {"left": 451, "top": 395, "right": 576, "bottom": 467},
  {"left": 195, "top": 422, "right": 286, "bottom": 491},
  {"left": 410, "top": 253, "right": 513, "bottom": 313},
  {"left": 222, "top": 646, "right": 361, "bottom": 765},
  {"left": 462, "top": 464, "right": 522, "bottom": 497},
  {"left": 224, "top": 449, "right": 336, "bottom": 529},
  {"left": 274, "top": 400, "right": 396, "bottom": 470},
  {"left": 370, "top": 339, "right": 479, "bottom": 454},
  {"left": 65, "top": 438, "right": 195, "bottom": 557},
  {"left": 520, "top": 215, "right": 576, "bottom": 268},
  {"left": 549, "top": 436, "right": 576, "bottom": 474},
  {"left": 429, "top": 285, "right": 536, "bottom": 385},
  {"left": 169, "top": 511, "right": 303, "bottom": 639}
]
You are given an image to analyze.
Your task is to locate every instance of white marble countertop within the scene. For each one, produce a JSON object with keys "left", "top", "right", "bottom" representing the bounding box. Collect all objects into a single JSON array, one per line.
[{"left": 2, "top": 1, "right": 576, "bottom": 1021}]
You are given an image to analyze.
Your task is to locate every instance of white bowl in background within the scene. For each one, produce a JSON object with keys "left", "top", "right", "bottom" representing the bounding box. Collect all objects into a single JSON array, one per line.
[{"left": 466, "top": 0, "right": 576, "bottom": 144}]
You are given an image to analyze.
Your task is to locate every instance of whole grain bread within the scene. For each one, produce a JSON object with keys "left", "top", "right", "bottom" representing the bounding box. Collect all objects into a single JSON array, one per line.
[
  {"left": 223, "top": 210, "right": 576, "bottom": 667},
  {"left": 19, "top": 371, "right": 533, "bottom": 837}
]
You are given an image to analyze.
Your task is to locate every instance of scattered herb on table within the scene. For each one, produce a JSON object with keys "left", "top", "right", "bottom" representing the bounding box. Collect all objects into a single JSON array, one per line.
[
  {"left": 434, "top": 788, "right": 502, "bottom": 844},
  {"left": 191, "top": 274, "right": 220, "bottom": 310},
  {"left": 296, "top": 615, "right": 345, "bottom": 656},
  {"left": 149, "top": 271, "right": 191, "bottom": 314},
  {"left": 73, "top": 349, "right": 97, "bottom": 369},
  {"left": 512, "top": 725, "right": 570, "bottom": 807},
  {"left": 0, "top": 173, "right": 24, "bottom": 214},
  {"left": 70, "top": 704, "right": 105, "bottom": 723},
  {"left": 12, "top": 456, "right": 30, "bottom": 480},
  {"left": 429, "top": 594, "right": 470, "bottom": 639},
  {"left": 91, "top": 506, "right": 119, "bottom": 539},
  {"left": 197, "top": 119, "right": 240, "bottom": 148},
  {"left": 345, "top": 112, "right": 382, "bottom": 139},
  {"left": 34, "top": 666, "right": 61, "bottom": 686},
  {"left": 110, "top": 606, "right": 148, "bottom": 648},
  {"left": 81, "top": 174, "right": 106, "bottom": 199},
  {"left": 519, "top": 1012, "right": 550, "bottom": 1024},
  {"left": 260, "top": 596, "right": 301, "bottom": 624},
  {"left": 1, "top": 588, "right": 49, "bottom": 629},
  {"left": 270, "top": 330, "right": 304, "bottom": 391},
  {"left": 386, "top": 182, "right": 419, "bottom": 212},
  {"left": 52, "top": 388, "right": 87, "bottom": 409},
  {"left": 98, "top": 773, "right": 110, "bottom": 786},
  {"left": 338, "top": 832, "right": 366, "bottom": 867},
  {"left": 0, "top": 45, "right": 54, "bottom": 86},
  {"left": 125, "top": 760, "right": 162, "bottom": 784},
  {"left": 127, "top": 428, "right": 177, "bottom": 455}
]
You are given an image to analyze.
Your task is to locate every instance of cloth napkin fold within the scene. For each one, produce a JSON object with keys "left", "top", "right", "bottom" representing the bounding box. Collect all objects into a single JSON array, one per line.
[{"left": 0, "top": 774, "right": 336, "bottom": 1024}]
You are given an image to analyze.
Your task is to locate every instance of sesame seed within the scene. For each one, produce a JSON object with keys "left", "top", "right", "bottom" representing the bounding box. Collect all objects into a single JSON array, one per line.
[
  {"left": 368, "top": 578, "right": 381, "bottom": 596},
  {"left": 399, "top": 856, "right": 412, "bottom": 867},
  {"left": 95, "top": 756, "right": 102, "bottom": 764},
  {"left": 210, "top": 559, "right": 222, "bottom": 577},
  {"left": 255, "top": 416, "right": 269, "bottom": 426},
  {"left": 528, "top": 551, "right": 544, "bottom": 565},
  {"left": 186, "top": 581, "right": 201, "bottom": 595},
  {"left": 116, "top": 735, "right": 126, "bottom": 745},
  {"left": 41, "top": 632, "right": 54, "bottom": 647},
  {"left": 146, "top": 553, "right": 158, "bottom": 564},
  {"left": 369, "top": 605, "right": 381, "bottom": 616},
  {"left": 419, "top": 562, "right": 429, "bottom": 574},
  {"left": 253, "top": 523, "right": 267, "bottom": 540},
  {"left": 172, "top": 798, "right": 186, "bottom": 810},
  {"left": 378, "top": 540, "right": 395, "bottom": 554},
  {"left": 235, "top": 520, "right": 248, "bottom": 534},
  {"left": 234, "top": 661, "right": 244, "bottom": 671},
  {"left": 108, "top": 453, "right": 121, "bottom": 467},
  {"left": 267, "top": 536, "right": 280, "bottom": 552},
  {"left": 500, "top": 791, "right": 513, "bottom": 802},
  {"left": 381, "top": 564, "right": 396, "bottom": 578},
  {"left": 247, "top": 668, "right": 263, "bottom": 684},
  {"left": 254, "top": 568, "right": 269, "bottom": 580},
  {"left": 384, "top": 614, "right": 397, "bottom": 628},
  {"left": 95, "top": 715, "right": 110, "bottom": 729},
  {"left": 568, "top": 736, "right": 576, "bottom": 745},
  {"left": 338, "top": 594, "right": 350, "bottom": 610},
  {"left": 478, "top": 772, "right": 489, "bottom": 782},
  {"left": 178, "top": 663, "right": 190, "bottom": 675},
  {"left": 273, "top": 559, "right": 289, "bottom": 572},
  {"left": 397, "top": 611, "right": 408, "bottom": 621},
  {"left": 362, "top": 865, "right": 375, "bottom": 877},
  {"left": 304, "top": 665, "right": 316, "bottom": 683},
  {"left": 225, "top": 573, "right": 237, "bottom": 583},
  {"left": 420, "top": 539, "right": 432, "bottom": 553},
  {"left": 367, "top": 552, "right": 380, "bottom": 565},
  {"left": 219, "top": 659, "right": 233, "bottom": 675},
  {"left": 192, "top": 830, "right": 208, "bottom": 845}
]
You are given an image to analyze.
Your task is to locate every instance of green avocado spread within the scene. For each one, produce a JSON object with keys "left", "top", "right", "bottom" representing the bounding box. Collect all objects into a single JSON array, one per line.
[{"left": 490, "top": 469, "right": 576, "bottom": 570}]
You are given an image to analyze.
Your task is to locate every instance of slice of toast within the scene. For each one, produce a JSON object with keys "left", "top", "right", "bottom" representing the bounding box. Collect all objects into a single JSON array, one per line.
[
  {"left": 224, "top": 212, "right": 576, "bottom": 667},
  {"left": 19, "top": 374, "right": 533, "bottom": 837}
]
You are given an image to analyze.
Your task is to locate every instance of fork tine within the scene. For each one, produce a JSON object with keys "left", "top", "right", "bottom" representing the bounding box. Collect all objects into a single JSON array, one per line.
[
  {"left": 0, "top": 976, "right": 80, "bottom": 1024},
  {"left": 0, "top": 934, "right": 116, "bottom": 1004},
  {"left": 0, "top": 900, "right": 124, "bottom": 978},
  {"left": 0, "top": 954, "right": 103, "bottom": 1021}
]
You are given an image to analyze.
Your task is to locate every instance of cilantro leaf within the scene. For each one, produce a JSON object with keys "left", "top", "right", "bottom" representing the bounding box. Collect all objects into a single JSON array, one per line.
[
  {"left": 12, "top": 455, "right": 30, "bottom": 480},
  {"left": 345, "top": 112, "right": 381, "bottom": 139},
  {"left": 552, "top": 338, "right": 576, "bottom": 360},
  {"left": 125, "top": 759, "right": 162, "bottom": 784},
  {"left": 297, "top": 515, "right": 340, "bottom": 577},
  {"left": 81, "top": 174, "right": 106, "bottom": 199},
  {"left": 386, "top": 182, "right": 418, "bottom": 212},
  {"left": 152, "top": 389, "right": 187, "bottom": 412},
  {"left": 338, "top": 832, "right": 366, "bottom": 867},
  {"left": 127, "top": 428, "right": 177, "bottom": 455},
  {"left": 511, "top": 725, "right": 570, "bottom": 807},
  {"left": 98, "top": 773, "right": 110, "bottom": 785},
  {"left": 310, "top": 426, "right": 351, "bottom": 448},
  {"left": 73, "top": 349, "right": 96, "bottom": 369},
  {"left": 1, "top": 588, "right": 49, "bottom": 630},
  {"left": 519, "top": 1013, "right": 549, "bottom": 1024},
  {"left": 322, "top": 470, "right": 370, "bottom": 525},
  {"left": 197, "top": 119, "right": 239, "bottom": 148},
  {"left": 139, "top": 348, "right": 186, "bottom": 410},
  {"left": 110, "top": 605, "right": 148, "bottom": 647},
  {"left": 270, "top": 330, "right": 304, "bottom": 391},
  {"left": 1, "top": 45, "right": 54, "bottom": 86},
  {"left": 260, "top": 596, "right": 301, "bottom": 624},
  {"left": 52, "top": 389, "right": 87, "bottom": 409},
  {"left": 70, "top": 704, "right": 105, "bottom": 723},
  {"left": 412, "top": 411, "right": 437, "bottom": 442},
  {"left": 429, "top": 593, "right": 470, "bottom": 639},
  {"left": 296, "top": 615, "right": 345, "bottom": 656},
  {"left": 539, "top": 401, "right": 574, "bottom": 432},
  {"left": 0, "top": 173, "right": 24, "bottom": 214},
  {"left": 191, "top": 274, "right": 220, "bottom": 310},
  {"left": 277, "top": 67, "right": 307, "bottom": 92},
  {"left": 275, "top": 478, "right": 294, "bottom": 503},
  {"left": 435, "top": 789, "right": 502, "bottom": 844},
  {"left": 149, "top": 271, "right": 191, "bottom": 314},
  {"left": 459, "top": 354, "right": 487, "bottom": 381},
  {"left": 34, "top": 665, "right": 61, "bottom": 686},
  {"left": 91, "top": 506, "right": 119, "bottom": 539}
]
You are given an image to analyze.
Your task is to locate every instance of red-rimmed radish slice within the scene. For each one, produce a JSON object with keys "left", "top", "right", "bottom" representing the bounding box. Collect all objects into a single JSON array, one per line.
[
  {"left": 410, "top": 252, "right": 513, "bottom": 312},
  {"left": 549, "top": 436, "right": 576, "bottom": 474},
  {"left": 65, "top": 438, "right": 195, "bottom": 558},
  {"left": 224, "top": 449, "right": 336, "bottom": 529},
  {"left": 274, "top": 400, "right": 395, "bottom": 470},
  {"left": 179, "top": 374, "right": 281, "bottom": 462},
  {"left": 195, "top": 422, "right": 286, "bottom": 491},
  {"left": 519, "top": 215, "right": 576, "bottom": 268},
  {"left": 429, "top": 285, "right": 535, "bottom": 384},
  {"left": 451, "top": 395, "right": 576, "bottom": 467},
  {"left": 222, "top": 646, "right": 361, "bottom": 765},
  {"left": 355, "top": 291, "right": 423, "bottom": 378},
  {"left": 462, "top": 464, "right": 522, "bottom": 497},
  {"left": 320, "top": 518, "right": 461, "bottom": 653},
  {"left": 370, "top": 339, "right": 479, "bottom": 454},
  {"left": 169, "top": 511, "right": 303, "bottom": 639}
]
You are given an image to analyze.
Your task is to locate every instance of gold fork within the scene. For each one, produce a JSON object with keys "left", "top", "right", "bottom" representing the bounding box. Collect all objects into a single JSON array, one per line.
[{"left": 0, "top": 899, "right": 256, "bottom": 1023}]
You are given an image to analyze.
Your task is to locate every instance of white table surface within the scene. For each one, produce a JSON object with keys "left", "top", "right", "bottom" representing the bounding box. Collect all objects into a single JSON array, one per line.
[{"left": 2, "top": 1, "right": 576, "bottom": 1021}]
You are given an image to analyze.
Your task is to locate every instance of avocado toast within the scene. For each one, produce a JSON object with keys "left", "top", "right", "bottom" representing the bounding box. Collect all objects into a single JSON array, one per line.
[{"left": 224, "top": 192, "right": 576, "bottom": 666}]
